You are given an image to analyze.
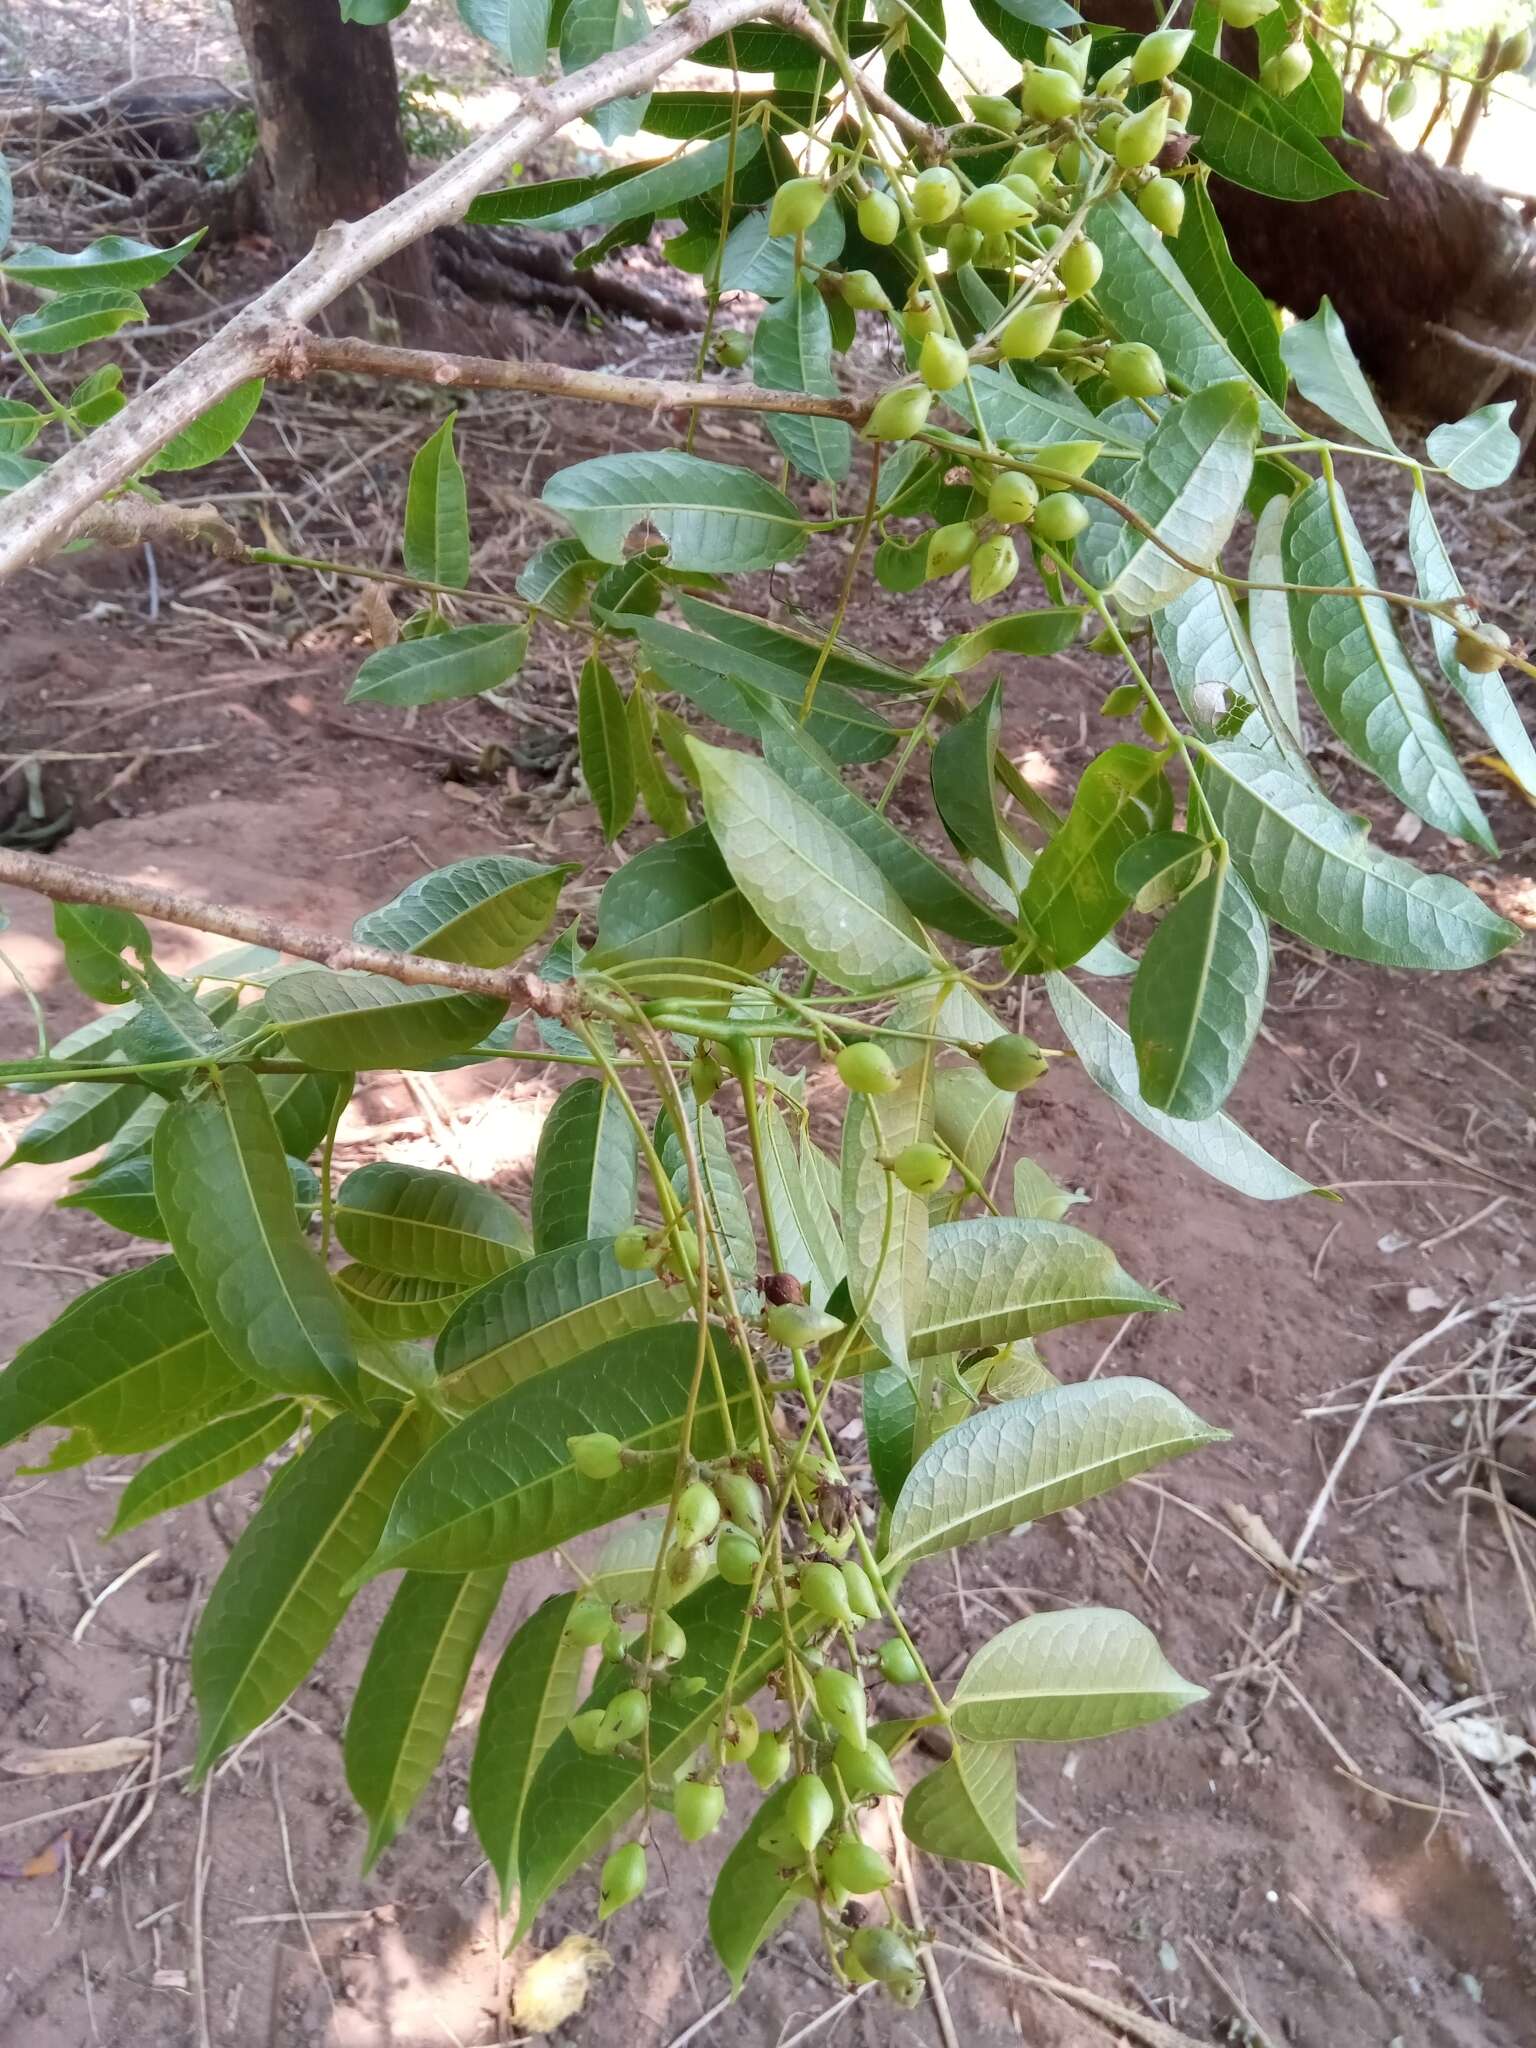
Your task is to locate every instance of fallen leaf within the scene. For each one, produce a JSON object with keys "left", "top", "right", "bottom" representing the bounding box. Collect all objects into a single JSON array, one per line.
[
  {"left": 513, "top": 1935, "right": 612, "bottom": 2035},
  {"left": 1434, "top": 1714, "right": 1532, "bottom": 1769},
  {"left": 0, "top": 1736, "right": 151, "bottom": 1779}
]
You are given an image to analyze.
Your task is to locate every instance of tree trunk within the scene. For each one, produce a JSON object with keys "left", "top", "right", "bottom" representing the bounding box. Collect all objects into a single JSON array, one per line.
[{"left": 229, "top": 0, "right": 431, "bottom": 331}]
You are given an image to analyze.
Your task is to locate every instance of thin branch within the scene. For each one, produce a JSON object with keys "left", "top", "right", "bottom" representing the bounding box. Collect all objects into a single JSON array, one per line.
[
  {"left": 0, "top": 847, "right": 569, "bottom": 1016},
  {"left": 0, "top": 0, "right": 802, "bottom": 584}
]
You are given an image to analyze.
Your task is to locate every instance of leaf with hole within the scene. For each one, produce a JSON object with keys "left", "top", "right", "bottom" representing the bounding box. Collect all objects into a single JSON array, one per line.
[{"left": 951, "top": 1607, "right": 1206, "bottom": 1740}]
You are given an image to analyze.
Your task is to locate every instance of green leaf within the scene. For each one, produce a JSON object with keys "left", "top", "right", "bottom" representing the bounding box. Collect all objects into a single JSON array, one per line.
[
  {"left": 1150, "top": 566, "right": 1293, "bottom": 761},
  {"left": 1170, "top": 179, "right": 1286, "bottom": 403},
  {"left": 1016, "top": 745, "right": 1173, "bottom": 969},
  {"left": 1247, "top": 492, "right": 1303, "bottom": 754},
  {"left": 1011, "top": 1156, "right": 1086, "bottom": 1223},
  {"left": 110, "top": 1400, "right": 301, "bottom": 1536},
  {"left": 920, "top": 607, "right": 1082, "bottom": 676},
  {"left": 753, "top": 277, "right": 850, "bottom": 483},
  {"left": 577, "top": 654, "right": 637, "bottom": 840},
  {"left": 154, "top": 1066, "right": 361, "bottom": 1410},
  {"left": 1048, "top": 971, "right": 1315, "bottom": 1200},
  {"left": 264, "top": 968, "right": 505, "bottom": 1067},
  {"left": 435, "top": 1239, "right": 682, "bottom": 1407},
  {"left": 0, "top": 397, "right": 45, "bottom": 452},
  {"left": 1407, "top": 487, "right": 1536, "bottom": 802},
  {"left": 10, "top": 288, "right": 146, "bottom": 352},
  {"left": 335, "top": 1162, "right": 530, "bottom": 1284},
  {"left": 354, "top": 854, "right": 572, "bottom": 969},
  {"left": 758, "top": 1090, "right": 842, "bottom": 1308},
  {"left": 2, "top": 229, "right": 202, "bottom": 291},
  {"left": 1129, "top": 857, "right": 1269, "bottom": 1121},
  {"left": 54, "top": 902, "right": 150, "bottom": 1002},
  {"left": 544, "top": 451, "right": 807, "bottom": 573},
  {"left": 531, "top": 1080, "right": 639, "bottom": 1251},
  {"left": 933, "top": 1066, "right": 1011, "bottom": 1188},
  {"left": 639, "top": 90, "right": 792, "bottom": 139},
  {"left": 886, "top": 1376, "right": 1221, "bottom": 1569},
  {"left": 691, "top": 740, "right": 932, "bottom": 991},
  {"left": 367, "top": 1326, "right": 750, "bottom": 1574},
  {"left": 470, "top": 133, "right": 761, "bottom": 232},
  {"left": 1085, "top": 381, "right": 1259, "bottom": 618},
  {"left": 842, "top": 1058, "right": 933, "bottom": 1373},
  {"left": 403, "top": 415, "right": 470, "bottom": 588},
  {"left": 514, "top": 1579, "right": 784, "bottom": 1939},
  {"left": 902, "top": 1738, "right": 1022, "bottom": 1880},
  {"left": 192, "top": 1404, "right": 429, "bottom": 1772},
  {"left": 0, "top": 1258, "right": 256, "bottom": 1466},
  {"left": 516, "top": 534, "right": 599, "bottom": 620},
  {"left": 1197, "top": 741, "right": 1517, "bottom": 968},
  {"left": 560, "top": 0, "right": 650, "bottom": 142},
  {"left": 961, "top": 361, "right": 1139, "bottom": 455},
  {"left": 470, "top": 1592, "right": 584, "bottom": 1909},
  {"left": 658, "top": 1088, "right": 757, "bottom": 1284},
  {"left": 638, "top": 617, "right": 896, "bottom": 766},
  {"left": 886, "top": 46, "right": 961, "bottom": 124},
  {"left": 589, "top": 822, "right": 780, "bottom": 981},
  {"left": 627, "top": 684, "right": 691, "bottom": 834},
  {"left": 7, "top": 1077, "right": 146, "bottom": 1166},
  {"left": 260, "top": 1069, "right": 350, "bottom": 1160},
  {"left": 720, "top": 199, "right": 844, "bottom": 300},
  {"left": 951, "top": 1607, "right": 1206, "bottom": 1741},
  {"left": 1278, "top": 299, "right": 1397, "bottom": 453},
  {"left": 864, "top": 1363, "right": 922, "bottom": 1511},
  {"left": 979, "top": 0, "right": 1080, "bottom": 35},
  {"left": 345, "top": 1564, "right": 507, "bottom": 1868},
  {"left": 457, "top": 0, "right": 552, "bottom": 73},
  {"left": 675, "top": 595, "right": 915, "bottom": 696},
  {"left": 144, "top": 380, "right": 264, "bottom": 473},
  {"left": 348, "top": 623, "right": 529, "bottom": 706},
  {"left": 911, "top": 1218, "right": 1170, "bottom": 1360},
  {"left": 1177, "top": 47, "right": 1359, "bottom": 199},
  {"left": 62, "top": 1148, "right": 317, "bottom": 1241},
  {"left": 931, "top": 681, "right": 1011, "bottom": 881},
  {"left": 1426, "top": 403, "right": 1520, "bottom": 491},
  {"left": 709, "top": 1779, "right": 806, "bottom": 1993},
  {"left": 337, "top": 1265, "right": 468, "bottom": 1342},
  {"left": 1283, "top": 476, "right": 1492, "bottom": 848}
]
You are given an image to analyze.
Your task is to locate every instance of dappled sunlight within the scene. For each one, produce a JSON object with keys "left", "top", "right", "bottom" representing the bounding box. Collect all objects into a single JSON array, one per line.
[{"left": 1491, "top": 872, "right": 1536, "bottom": 928}]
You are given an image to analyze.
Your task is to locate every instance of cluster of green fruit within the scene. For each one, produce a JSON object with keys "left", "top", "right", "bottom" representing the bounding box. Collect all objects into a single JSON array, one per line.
[{"left": 836, "top": 1031, "right": 1050, "bottom": 1184}]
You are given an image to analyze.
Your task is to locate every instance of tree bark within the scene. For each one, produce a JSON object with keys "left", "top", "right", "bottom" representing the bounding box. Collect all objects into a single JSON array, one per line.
[{"left": 228, "top": 0, "right": 431, "bottom": 329}]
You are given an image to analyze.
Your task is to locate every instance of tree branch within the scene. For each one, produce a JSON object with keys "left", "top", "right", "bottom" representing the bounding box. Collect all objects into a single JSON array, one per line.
[
  {"left": 0, "top": 848, "right": 569, "bottom": 1017},
  {"left": 0, "top": 0, "right": 802, "bottom": 585}
]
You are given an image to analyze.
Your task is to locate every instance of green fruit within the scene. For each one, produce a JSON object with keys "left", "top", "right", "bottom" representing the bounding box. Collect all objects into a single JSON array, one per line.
[
  {"left": 690, "top": 1051, "right": 723, "bottom": 1103},
  {"left": 674, "top": 1778, "right": 726, "bottom": 1842},
  {"left": 787, "top": 1771, "right": 835, "bottom": 1853},
  {"left": 841, "top": 267, "right": 892, "bottom": 312},
  {"left": 566, "top": 1597, "right": 613, "bottom": 1647},
  {"left": 978, "top": 1032, "right": 1049, "bottom": 1091},
  {"left": 1092, "top": 110, "right": 1123, "bottom": 154},
  {"left": 969, "top": 533, "right": 1019, "bottom": 603},
  {"left": 1165, "top": 80, "right": 1192, "bottom": 125},
  {"left": 961, "top": 182, "right": 1032, "bottom": 234},
  {"left": 1044, "top": 33, "right": 1091, "bottom": 82},
  {"left": 597, "top": 1686, "right": 649, "bottom": 1750},
  {"left": 848, "top": 1925, "right": 919, "bottom": 1983},
  {"left": 835, "top": 1735, "right": 900, "bottom": 1798},
  {"left": 858, "top": 189, "right": 902, "bottom": 245},
  {"left": 1029, "top": 438, "right": 1101, "bottom": 486},
  {"left": 1114, "top": 98, "right": 1169, "bottom": 170},
  {"left": 967, "top": 91, "right": 1022, "bottom": 132},
  {"left": 764, "top": 1302, "right": 847, "bottom": 1349},
  {"left": 892, "top": 1142, "right": 952, "bottom": 1196},
  {"left": 1132, "top": 27, "right": 1192, "bottom": 83},
  {"left": 1055, "top": 138, "right": 1084, "bottom": 181},
  {"left": 1058, "top": 234, "right": 1102, "bottom": 300},
  {"left": 666, "top": 1541, "right": 711, "bottom": 1600},
  {"left": 878, "top": 1637, "right": 923, "bottom": 1685},
  {"left": 749, "top": 1732, "right": 790, "bottom": 1790},
  {"left": 911, "top": 166, "right": 962, "bottom": 224},
  {"left": 1031, "top": 491, "right": 1089, "bottom": 544},
  {"left": 769, "top": 176, "right": 827, "bottom": 238},
  {"left": 569, "top": 1707, "right": 607, "bottom": 1754},
  {"left": 676, "top": 1480, "right": 721, "bottom": 1549},
  {"left": 1008, "top": 142, "right": 1057, "bottom": 184},
  {"left": 1387, "top": 76, "right": 1418, "bottom": 119},
  {"left": 998, "top": 298, "right": 1063, "bottom": 360},
  {"left": 927, "top": 520, "right": 979, "bottom": 577},
  {"left": 569, "top": 1431, "right": 623, "bottom": 1480},
  {"left": 716, "top": 1706, "right": 759, "bottom": 1763},
  {"left": 863, "top": 386, "right": 932, "bottom": 442},
  {"left": 815, "top": 1665, "right": 868, "bottom": 1749},
  {"left": 1137, "top": 175, "right": 1185, "bottom": 237},
  {"left": 599, "top": 1841, "right": 647, "bottom": 1919},
  {"left": 713, "top": 330, "right": 750, "bottom": 368},
  {"left": 918, "top": 333, "right": 969, "bottom": 392},
  {"left": 716, "top": 1528, "right": 762, "bottom": 1587},
  {"left": 1001, "top": 171, "right": 1042, "bottom": 208},
  {"left": 716, "top": 1471, "right": 767, "bottom": 1542},
  {"left": 799, "top": 1561, "right": 856, "bottom": 1624},
  {"left": 944, "top": 224, "right": 984, "bottom": 269},
  {"left": 1261, "top": 43, "right": 1313, "bottom": 97},
  {"left": 662, "top": 1222, "right": 700, "bottom": 1282},
  {"left": 1499, "top": 27, "right": 1532, "bottom": 71},
  {"left": 613, "top": 1225, "right": 655, "bottom": 1272},
  {"left": 1455, "top": 625, "right": 1509, "bottom": 673},
  {"left": 1096, "top": 57, "right": 1134, "bottom": 98},
  {"left": 1021, "top": 67, "right": 1082, "bottom": 122},
  {"left": 650, "top": 1612, "right": 687, "bottom": 1665},
  {"left": 902, "top": 292, "right": 944, "bottom": 339},
  {"left": 1218, "top": 0, "right": 1278, "bottom": 24},
  {"left": 1104, "top": 340, "right": 1167, "bottom": 398},
  {"left": 827, "top": 1835, "right": 894, "bottom": 1894},
  {"left": 601, "top": 1624, "right": 629, "bottom": 1663},
  {"left": 842, "top": 1560, "right": 881, "bottom": 1622},
  {"left": 988, "top": 470, "right": 1039, "bottom": 525},
  {"left": 836, "top": 1041, "right": 899, "bottom": 1094}
]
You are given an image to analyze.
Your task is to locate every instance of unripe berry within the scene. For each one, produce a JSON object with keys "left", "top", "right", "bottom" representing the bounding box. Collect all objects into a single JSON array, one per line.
[
  {"left": 764, "top": 1302, "right": 846, "bottom": 1349},
  {"left": 716, "top": 1528, "right": 762, "bottom": 1586},
  {"left": 599, "top": 1841, "right": 647, "bottom": 1918},
  {"left": 674, "top": 1778, "right": 726, "bottom": 1842},
  {"left": 1009, "top": 142, "right": 1058, "bottom": 183},
  {"left": 716, "top": 1470, "right": 767, "bottom": 1542},
  {"left": 1097, "top": 57, "right": 1134, "bottom": 98},
  {"left": 841, "top": 1560, "right": 881, "bottom": 1622},
  {"left": 879, "top": 1637, "right": 923, "bottom": 1685},
  {"left": 799, "top": 1560, "right": 856, "bottom": 1624},
  {"left": 1031, "top": 491, "right": 1090, "bottom": 544},
  {"left": 815, "top": 1665, "right": 868, "bottom": 1749},
  {"left": 1387, "top": 76, "right": 1418, "bottom": 119},
  {"left": 978, "top": 1032, "right": 1049, "bottom": 1091},
  {"left": 1105, "top": 340, "right": 1167, "bottom": 398},
  {"left": 998, "top": 298, "right": 1063, "bottom": 360},
  {"left": 826, "top": 1834, "right": 894, "bottom": 1893},
  {"left": 961, "top": 181, "right": 1032, "bottom": 234},
  {"left": 713, "top": 330, "right": 750, "bottom": 368},
  {"left": 769, "top": 176, "right": 827, "bottom": 238},
  {"left": 690, "top": 1051, "right": 723, "bottom": 1103},
  {"left": 1114, "top": 98, "right": 1170, "bottom": 170},
  {"left": 1132, "top": 27, "right": 1192, "bottom": 84},
  {"left": 1058, "top": 234, "right": 1103, "bottom": 300},
  {"left": 1029, "top": 437, "right": 1102, "bottom": 486},
  {"left": 836, "top": 1041, "right": 899, "bottom": 1093},
  {"left": 569, "top": 1707, "right": 607, "bottom": 1753},
  {"left": 666, "top": 1541, "right": 711, "bottom": 1600},
  {"left": 863, "top": 386, "right": 932, "bottom": 442},
  {"left": 1165, "top": 80, "right": 1192, "bottom": 125},
  {"left": 1021, "top": 66, "right": 1082, "bottom": 122},
  {"left": 857, "top": 189, "right": 901, "bottom": 245},
  {"left": 1094, "top": 111, "right": 1124, "bottom": 154},
  {"left": 1499, "top": 27, "right": 1532, "bottom": 72},
  {"left": 911, "top": 165, "right": 961, "bottom": 224},
  {"left": 613, "top": 1225, "right": 655, "bottom": 1272},
  {"left": 662, "top": 1222, "right": 700, "bottom": 1283},
  {"left": 970, "top": 533, "right": 1019, "bottom": 603},
  {"left": 945, "top": 223, "right": 983, "bottom": 269},
  {"left": 1262, "top": 43, "right": 1313, "bottom": 96},
  {"left": 902, "top": 291, "right": 944, "bottom": 339},
  {"left": 841, "top": 267, "right": 892, "bottom": 312},
  {"left": 787, "top": 1771, "right": 835, "bottom": 1853},
  {"left": 716, "top": 1706, "right": 759, "bottom": 1762},
  {"left": 918, "top": 332, "right": 969, "bottom": 392},
  {"left": 848, "top": 1925, "right": 919, "bottom": 1983},
  {"left": 597, "top": 1686, "right": 648, "bottom": 1750},
  {"left": 892, "top": 1141, "right": 953, "bottom": 1195},
  {"left": 1138, "top": 175, "right": 1185, "bottom": 237},
  {"left": 747, "top": 1730, "right": 790, "bottom": 1789},
  {"left": 927, "top": 520, "right": 979, "bottom": 577},
  {"left": 676, "top": 1480, "right": 721, "bottom": 1549},
  {"left": 1455, "top": 624, "right": 1510, "bottom": 673},
  {"left": 569, "top": 1431, "right": 623, "bottom": 1480},
  {"left": 1218, "top": 0, "right": 1278, "bottom": 23},
  {"left": 835, "top": 1735, "right": 900, "bottom": 1798},
  {"left": 988, "top": 470, "right": 1039, "bottom": 525},
  {"left": 967, "top": 91, "right": 1022, "bottom": 132},
  {"left": 1001, "top": 171, "right": 1042, "bottom": 208},
  {"left": 566, "top": 1597, "right": 613, "bottom": 1647},
  {"left": 650, "top": 1612, "right": 687, "bottom": 1665}
]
